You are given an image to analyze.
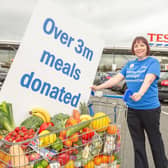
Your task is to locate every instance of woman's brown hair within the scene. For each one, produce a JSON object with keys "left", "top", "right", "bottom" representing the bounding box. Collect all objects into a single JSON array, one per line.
[{"left": 131, "top": 36, "right": 150, "bottom": 56}]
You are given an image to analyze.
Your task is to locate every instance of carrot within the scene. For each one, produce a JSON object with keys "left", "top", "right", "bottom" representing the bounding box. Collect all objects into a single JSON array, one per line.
[
  {"left": 72, "top": 109, "right": 80, "bottom": 122},
  {"left": 70, "top": 133, "right": 79, "bottom": 143},
  {"left": 65, "top": 117, "right": 78, "bottom": 127},
  {"left": 63, "top": 139, "right": 72, "bottom": 147}
]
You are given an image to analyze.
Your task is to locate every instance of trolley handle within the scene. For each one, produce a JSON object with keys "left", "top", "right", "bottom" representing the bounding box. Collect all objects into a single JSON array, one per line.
[
  {"left": 89, "top": 89, "right": 133, "bottom": 116},
  {"left": 91, "top": 89, "right": 133, "bottom": 102}
]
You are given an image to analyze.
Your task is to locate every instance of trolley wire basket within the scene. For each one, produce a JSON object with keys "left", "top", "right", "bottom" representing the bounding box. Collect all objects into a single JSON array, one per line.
[{"left": 0, "top": 91, "right": 128, "bottom": 168}]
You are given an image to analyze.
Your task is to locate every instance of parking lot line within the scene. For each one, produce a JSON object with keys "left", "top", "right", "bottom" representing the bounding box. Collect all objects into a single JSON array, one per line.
[{"left": 162, "top": 111, "right": 168, "bottom": 115}]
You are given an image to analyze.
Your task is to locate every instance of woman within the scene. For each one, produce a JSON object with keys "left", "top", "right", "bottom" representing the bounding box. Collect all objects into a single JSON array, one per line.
[{"left": 91, "top": 36, "right": 168, "bottom": 168}]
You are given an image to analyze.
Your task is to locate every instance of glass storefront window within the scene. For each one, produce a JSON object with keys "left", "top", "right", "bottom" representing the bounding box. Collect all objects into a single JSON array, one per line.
[
  {"left": 0, "top": 49, "right": 16, "bottom": 69},
  {"left": 98, "top": 51, "right": 168, "bottom": 72}
]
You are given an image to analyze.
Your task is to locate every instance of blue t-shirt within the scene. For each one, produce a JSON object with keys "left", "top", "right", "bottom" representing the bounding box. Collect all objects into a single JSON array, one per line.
[{"left": 120, "top": 56, "right": 160, "bottom": 110}]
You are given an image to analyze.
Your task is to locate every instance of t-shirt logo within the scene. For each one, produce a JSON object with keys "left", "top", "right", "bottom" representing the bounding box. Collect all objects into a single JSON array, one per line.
[{"left": 130, "top": 64, "right": 134, "bottom": 68}]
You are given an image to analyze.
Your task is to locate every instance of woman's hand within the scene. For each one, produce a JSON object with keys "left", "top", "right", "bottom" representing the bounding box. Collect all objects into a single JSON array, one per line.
[
  {"left": 131, "top": 92, "right": 143, "bottom": 101},
  {"left": 90, "top": 85, "right": 99, "bottom": 91}
]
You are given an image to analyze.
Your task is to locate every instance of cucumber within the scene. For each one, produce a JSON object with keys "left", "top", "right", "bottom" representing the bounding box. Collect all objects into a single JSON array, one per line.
[{"left": 66, "top": 120, "right": 90, "bottom": 137}]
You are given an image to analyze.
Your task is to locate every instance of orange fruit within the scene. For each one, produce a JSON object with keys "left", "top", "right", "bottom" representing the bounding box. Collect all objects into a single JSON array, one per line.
[
  {"left": 63, "top": 139, "right": 72, "bottom": 147},
  {"left": 84, "top": 160, "right": 94, "bottom": 168},
  {"left": 108, "top": 155, "right": 115, "bottom": 163},
  {"left": 94, "top": 156, "right": 102, "bottom": 165},
  {"left": 107, "top": 124, "right": 118, "bottom": 135},
  {"left": 101, "top": 155, "right": 109, "bottom": 163}
]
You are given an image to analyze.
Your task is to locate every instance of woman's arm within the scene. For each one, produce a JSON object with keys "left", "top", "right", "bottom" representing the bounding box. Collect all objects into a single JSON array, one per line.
[
  {"left": 131, "top": 73, "right": 156, "bottom": 101},
  {"left": 91, "top": 73, "right": 124, "bottom": 91}
]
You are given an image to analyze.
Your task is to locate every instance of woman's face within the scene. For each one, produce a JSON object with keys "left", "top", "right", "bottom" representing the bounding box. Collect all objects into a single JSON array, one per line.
[{"left": 133, "top": 40, "right": 147, "bottom": 58}]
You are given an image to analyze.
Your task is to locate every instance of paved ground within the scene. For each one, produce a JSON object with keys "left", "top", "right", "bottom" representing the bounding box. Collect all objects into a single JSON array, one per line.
[{"left": 89, "top": 89, "right": 168, "bottom": 168}]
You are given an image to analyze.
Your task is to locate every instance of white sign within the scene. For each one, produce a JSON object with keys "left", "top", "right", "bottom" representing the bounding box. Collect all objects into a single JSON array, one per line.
[{"left": 0, "top": 0, "right": 104, "bottom": 125}]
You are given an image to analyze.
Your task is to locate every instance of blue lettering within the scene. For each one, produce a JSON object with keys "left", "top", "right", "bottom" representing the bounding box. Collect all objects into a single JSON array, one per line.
[
  {"left": 54, "top": 58, "right": 63, "bottom": 71},
  {"left": 43, "top": 18, "right": 55, "bottom": 34},
  {"left": 60, "top": 32, "right": 68, "bottom": 44},
  {"left": 73, "top": 69, "right": 81, "bottom": 80},
  {"left": 74, "top": 39, "right": 84, "bottom": 54},
  {"left": 67, "top": 36, "right": 74, "bottom": 47},
  {"left": 40, "top": 50, "right": 55, "bottom": 67},
  {"left": 62, "top": 63, "right": 70, "bottom": 75},
  {"left": 40, "top": 82, "right": 51, "bottom": 96},
  {"left": 31, "top": 78, "right": 41, "bottom": 92},
  {"left": 54, "top": 27, "right": 62, "bottom": 39},
  {"left": 58, "top": 87, "right": 65, "bottom": 102},
  {"left": 20, "top": 72, "right": 34, "bottom": 88},
  {"left": 20, "top": 72, "right": 81, "bottom": 107},
  {"left": 43, "top": 18, "right": 75, "bottom": 47},
  {"left": 71, "top": 93, "right": 81, "bottom": 107},
  {"left": 64, "top": 93, "right": 72, "bottom": 104},
  {"left": 40, "top": 50, "right": 81, "bottom": 80},
  {"left": 49, "top": 86, "right": 59, "bottom": 99}
]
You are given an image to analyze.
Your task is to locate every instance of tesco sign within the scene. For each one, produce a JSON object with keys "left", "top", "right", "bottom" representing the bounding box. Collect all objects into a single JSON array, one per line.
[{"left": 147, "top": 33, "right": 168, "bottom": 43}]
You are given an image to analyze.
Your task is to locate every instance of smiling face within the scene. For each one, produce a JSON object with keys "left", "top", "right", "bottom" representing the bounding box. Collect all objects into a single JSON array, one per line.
[{"left": 133, "top": 40, "right": 148, "bottom": 59}]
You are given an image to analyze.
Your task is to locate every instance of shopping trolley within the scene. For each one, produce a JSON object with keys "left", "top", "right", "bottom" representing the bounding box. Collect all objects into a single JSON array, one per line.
[
  {"left": 87, "top": 89, "right": 132, "bottom": 168},
  {"left": 0, "top": 90, "right": 132, "bottom": 168}
]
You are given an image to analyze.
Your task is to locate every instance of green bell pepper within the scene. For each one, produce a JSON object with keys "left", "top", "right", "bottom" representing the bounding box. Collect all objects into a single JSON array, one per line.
[{"left": 51, "top": 137, "right": 63, "bottom": 151}]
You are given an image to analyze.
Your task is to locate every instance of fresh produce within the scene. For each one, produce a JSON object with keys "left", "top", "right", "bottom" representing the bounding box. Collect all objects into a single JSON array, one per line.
[
  {"left": 82, "top": 145, "right": 94, "bottom": 165},
  {"left": 0, "top": 129, "right": 9, "bottom": 137},
  {"left": 63, "top": 139, "right": 73, "bottom": 147},
  {"left": 64, "top": 160, "right": 74, "bottom": 168},
  {"left": 28, "top": 153, "right": 41, "bottom": 162},
  {"left": 57, "top": 150, "right": 70, "bottom": 166},
  {"left": 72, "top": 109, "right": 80, "bottom": 122},
  {"left": 101, "top": 155, "right": 109, "bottom": 163},
  {"left": 108, "top": 155, "right": 115, "bottom": 163},
  {"left": 103, "top": 134, "right": 116, "bottom": 154},
  {"left": 59, "top": 130, "right": 67, "bottom": 139},
  {"left": 0, "top": 101, "right": 122, "bottom": 168},
  {"left": 65, "top": 117, "right": 78, "bottom": 127},
  {"left": 0, "top": 150, "right": 10, "bottom": 168},
  {"left": 91, "top": 112, "right": 110, "bottom": 132},
  {"left": 94, "top": 155, "right": 102, "bottom": 166},
  {"left": 84, "top": 160, "right": 94, "bottom": 168},
  {"left": 79, "top": 102, "right": 89, "bottom": 114},
  {"left": 5, "top": 126, "right": 35, "bottom": 144},
  {"left": 39, "top": 122, "right": 54, "bottom": 133},
  {"left": 51, "top": 137, "right": 63, "bottom": 151},
  {"left": 33, "top": 162, "right": 43, "bottom": 168},
  {"left": 69, "top": 132, "right": 79, "bottom": 143},
  {"left": 66, "top": 120, "right": 90, "bottom": 137},
  {"left": 73, "top": 138, "right": 82, "bottom": 147},
  {"left": 30, "top": 107, "right": 51, "bottom": 122},
  {"left": 80, "top": 114, "right": 92, "bottom": 122},
  {"left": 39, "top": 130, "right": 56, "bottom": 147},
  {"left": 33, "top": 159, "right": 49, "bottom": 168},
  {"left": 40, "top": 160, "right": 49, "bottom": 168},
  {"left": 20, "top": 116, "right": 44, "bottom": 130},
  {"left": 50, "top": 113, "right": 69, "bottom": 130},
  {"left": 9, "top": 144, "right": 31, "bottom": 168},
  {"left": 82, "top": 127, "right": 94, "bottom": 140},
  {"left": 89, "top": 134, "right": 103, "bottom": 156},
  {"left": 0, "top": 101, "right": 16, "bottom": 131},
  {"left": 107, "top": 124, "right": 118, "bottom": 135}
]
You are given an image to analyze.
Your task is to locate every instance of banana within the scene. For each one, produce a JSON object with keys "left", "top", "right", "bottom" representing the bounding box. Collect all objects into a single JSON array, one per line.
[
  {"left": 31, "top": 107, "right": 51, "bottom": 122},
  {"left": 30, "top": 112, "right": 46, "bottom": 122},
  {"left": 80, "top": 114, "right": 92, "bottom": 122}
]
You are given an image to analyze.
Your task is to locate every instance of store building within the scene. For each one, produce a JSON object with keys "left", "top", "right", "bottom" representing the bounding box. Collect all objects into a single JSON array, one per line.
[
  {"left": 100, "top": 46, "right": 168, "bottom": 72},
  {"left": 0, "top": 41, "right": 18, "bottom": 68},
  {"left": 0, "top": 37, "right": 168, "bottom": 73}
]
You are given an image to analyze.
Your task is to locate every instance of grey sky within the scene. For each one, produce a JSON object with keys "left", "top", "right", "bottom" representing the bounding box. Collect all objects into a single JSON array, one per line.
[{"left": 0, "top": 0, "right": 168, "bottom": 47}]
